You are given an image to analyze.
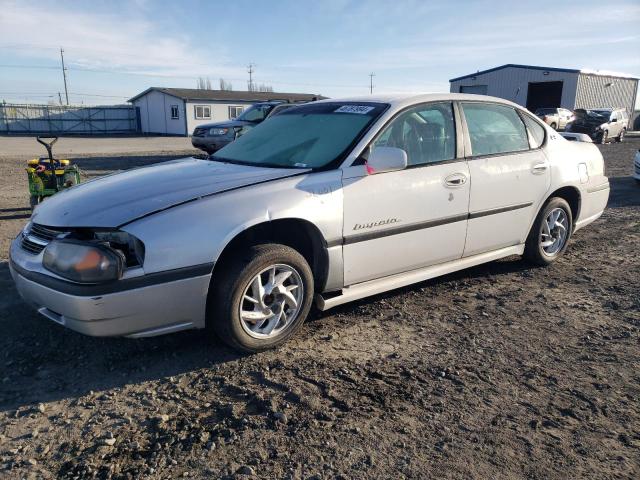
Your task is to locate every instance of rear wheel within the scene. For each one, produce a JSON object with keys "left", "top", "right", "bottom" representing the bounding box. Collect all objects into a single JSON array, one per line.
[
  {"left": 524, "top": 197, "right": 573, "bottom": 266},
  {"left": 599, "top": 130, "right": 608, "bottom": 144},
  {"left": 617, "top": 129, "right": 625, "bottom": 143},
  {"left": 550, "top": 122, "right": 557, "bottom": 130},
  {"left": 29, "top": 195, "right": 41, "bottom": 209},
  {"left": 208, "top": 244, "right": 314, "bottom": 352}
]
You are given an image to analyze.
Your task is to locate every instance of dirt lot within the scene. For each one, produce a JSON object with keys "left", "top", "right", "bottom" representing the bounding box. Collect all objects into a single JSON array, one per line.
[{"left": 0, "top": 138, "right": 638, "bottom": 479}]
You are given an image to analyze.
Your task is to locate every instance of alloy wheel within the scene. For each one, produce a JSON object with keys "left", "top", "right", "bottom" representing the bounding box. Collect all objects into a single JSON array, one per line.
[
  {"left": 239, "top": 264, "right": 304, "bottom": 339},
  {"left": 540, "top": 208, "right": 569, "bottom": 256}
]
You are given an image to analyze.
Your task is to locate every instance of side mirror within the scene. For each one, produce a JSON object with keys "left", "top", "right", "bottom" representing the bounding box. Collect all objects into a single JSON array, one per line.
[
  {"left": 366, "top": 147, "right": 407, "bottom": 174},
  {"left": 610, "top": 118, "right": 617, "bottom": 123}
]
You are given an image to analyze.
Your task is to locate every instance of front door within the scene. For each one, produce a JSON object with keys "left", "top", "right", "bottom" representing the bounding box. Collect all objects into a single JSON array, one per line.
[
  {"left": 459, "top": 102, "right": 551, "bottom": 256},
  {"left": 341, "top": 102, "right": 470, "bottom": 285}
]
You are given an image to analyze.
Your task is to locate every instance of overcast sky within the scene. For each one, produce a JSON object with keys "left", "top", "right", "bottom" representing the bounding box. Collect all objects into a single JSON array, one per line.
[{"left": 0, "top": 0, "right": 639, "bottom": 105}]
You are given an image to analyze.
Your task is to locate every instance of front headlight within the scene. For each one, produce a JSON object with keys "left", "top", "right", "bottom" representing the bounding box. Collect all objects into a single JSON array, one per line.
[
  {"left": 43, "top": 240, "right": 125, "bottom": 283},
  {"left": 209, "top": 128, "right": 229, "bottom": 136}
]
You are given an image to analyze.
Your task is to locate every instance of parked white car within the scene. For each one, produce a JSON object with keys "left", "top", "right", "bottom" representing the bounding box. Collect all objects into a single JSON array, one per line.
[
  {"left": 534, "top": 107, "right": 574, "bottom": 130},
  {"left": 10, "top": 94, "right": 610, "bottom": 352}
]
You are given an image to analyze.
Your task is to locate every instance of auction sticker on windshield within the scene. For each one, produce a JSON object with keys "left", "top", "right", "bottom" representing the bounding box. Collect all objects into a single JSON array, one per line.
[{"left": 334, "top": 105, "right": 375, "bottom": 114}]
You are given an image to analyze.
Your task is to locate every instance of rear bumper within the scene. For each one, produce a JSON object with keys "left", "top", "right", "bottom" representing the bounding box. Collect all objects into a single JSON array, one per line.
[
  {"left": 9, "top": 237, "right": 212, "bottom": 338},
  {"left": 575, "top": 181, "right": 610, "bottom": 232}
]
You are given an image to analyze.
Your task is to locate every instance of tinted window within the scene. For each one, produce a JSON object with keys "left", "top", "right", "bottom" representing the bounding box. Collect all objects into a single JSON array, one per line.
[
  {"left": 237, "top": 104, "right": 275, "bottom": 122},
  {"left": 373, "top": 103, "right": 456, "bottom": 166},
  {"left": 521, "top": 114, "right": 546, "bottom": 149},
  {"left": 461, "top": 103, "right": 529, "bottom": 156}
]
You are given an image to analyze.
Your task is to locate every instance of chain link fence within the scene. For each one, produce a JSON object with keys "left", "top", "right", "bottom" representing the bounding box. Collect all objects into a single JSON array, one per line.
[{"left": 0, "top": 104, "right": 140, "bottom": 134}]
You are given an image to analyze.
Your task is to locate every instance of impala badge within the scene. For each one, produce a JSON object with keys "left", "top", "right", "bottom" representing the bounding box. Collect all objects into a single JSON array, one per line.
[{"left": 353, "top": 218, "right": 400, "bottom": 231}]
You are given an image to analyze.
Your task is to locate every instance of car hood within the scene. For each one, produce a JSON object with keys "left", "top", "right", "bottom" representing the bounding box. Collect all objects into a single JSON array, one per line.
[
  {"left": 31, "top": 158, "right": 308, "bottom": 228},
  {"left": 195, "top": 119, "right": 254, "bottom": 130}
]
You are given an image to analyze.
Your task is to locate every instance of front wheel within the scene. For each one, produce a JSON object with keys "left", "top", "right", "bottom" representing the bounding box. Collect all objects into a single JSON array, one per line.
[
  {"left": 617, "top": 129, "right": 625, "bottom": 143},
  {"left": 208, "top": 244, "right": 314, "bottom": 352},
  {"left": 550, "top": 122, "right": 557, "bottom": 130},
  {"left": 524, "top": 198, "right": 573, "bottom": 266}
]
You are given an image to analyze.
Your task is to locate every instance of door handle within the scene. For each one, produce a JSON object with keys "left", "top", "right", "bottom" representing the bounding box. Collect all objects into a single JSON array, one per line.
[
  {"left": 531, "top": 163, "right": 548, "bottom": 174},
  {"left": 444, "top": 173, "right": 467, "bottom": 187}
]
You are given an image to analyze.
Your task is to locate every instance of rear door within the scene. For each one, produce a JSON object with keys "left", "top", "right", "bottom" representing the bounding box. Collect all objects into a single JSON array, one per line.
[{"left": 459, "top": 102, "right": 551, "bottom": 257}]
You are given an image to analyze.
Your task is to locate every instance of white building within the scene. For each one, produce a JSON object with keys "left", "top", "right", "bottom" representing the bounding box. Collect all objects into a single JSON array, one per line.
[
  {"left": 449, "top": 64, "right": 638, "bottom": 116},
  {"left": 128, "top": 88, "right": 324, "bottom": 136}
]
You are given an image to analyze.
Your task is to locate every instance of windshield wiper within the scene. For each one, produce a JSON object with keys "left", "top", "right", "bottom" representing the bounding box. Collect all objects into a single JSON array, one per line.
[{"left": 208, "top": 156, "right": 305, "bottom": 169}]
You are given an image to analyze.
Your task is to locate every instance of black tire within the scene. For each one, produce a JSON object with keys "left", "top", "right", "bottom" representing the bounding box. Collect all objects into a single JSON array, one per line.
[
  {"left": 524, "top": 197, "right": 573, "bottom": 266},
  {"left": 599, "top": 130, "right": 608, "bottom": 144},
  {"left": 207, "top": 244, "right": 314, "bottom": 352},
  {"left": 29, "top": 195, "right": 40, "bottom": 209},
  {"left": 550, "top": 122, "right": 557, "bottom": 130},
  {"left": 617, "top": 129, "right": 625, "bottom": 143}
]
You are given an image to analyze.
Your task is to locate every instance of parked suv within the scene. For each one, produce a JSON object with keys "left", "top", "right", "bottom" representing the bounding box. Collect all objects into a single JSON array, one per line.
[
  {"left": 565, "top": 108, "right": 629, "bottom": 143},
  {"left": 534, "top": 107, "right": 574, "bottom": 130},
  {"left": 10, "top": 94, "right": 609, "bottom": 352},
  {"left": 191, "top": 101, "right": 302, "bottom": 154}
]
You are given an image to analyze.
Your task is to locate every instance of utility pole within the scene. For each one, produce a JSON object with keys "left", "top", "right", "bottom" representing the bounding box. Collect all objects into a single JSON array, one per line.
[
  {"left": 58, "top": 92, "right": 63, "bottom": 105},
  {"left": 60, "top": 48, "right": 69, "bottom": 105},
  {"left": 369, "top": 72, "right": 375, "bottom": 94},
  {"left": 247, "top": 63, "right": 255, "bottom": 92}
]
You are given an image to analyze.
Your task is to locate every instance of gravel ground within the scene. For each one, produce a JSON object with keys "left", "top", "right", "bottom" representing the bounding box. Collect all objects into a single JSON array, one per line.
[{"left": 0, "top": 139, "right": 638, "bottom": 479}]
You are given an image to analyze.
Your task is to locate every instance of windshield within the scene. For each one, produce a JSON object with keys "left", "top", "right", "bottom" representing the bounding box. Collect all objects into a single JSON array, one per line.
[
  {"left": 211, "top": 102, "right": 387, "bottom": 169},
  {"left": 236, "top": 103, "right": 277, "bottom": 122}
]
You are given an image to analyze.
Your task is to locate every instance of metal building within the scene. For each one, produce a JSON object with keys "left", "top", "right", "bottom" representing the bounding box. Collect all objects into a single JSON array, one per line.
[{"left": 449, "top": 64, "right": 638, "bottom": 116}]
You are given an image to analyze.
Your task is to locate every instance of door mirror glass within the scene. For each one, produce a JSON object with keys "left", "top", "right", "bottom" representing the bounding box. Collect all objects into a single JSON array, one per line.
[
  {"left": 610, "top": 118, "right": 617, "bottom": 123},
  {"left": 367, "top": 146, "right": 407, "bottom": 174}
]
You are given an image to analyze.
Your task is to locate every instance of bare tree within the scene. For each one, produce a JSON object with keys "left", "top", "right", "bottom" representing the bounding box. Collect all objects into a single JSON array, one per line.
[
  {"left": 257, "top": 84, "right": 273, "bottom": 92},
  {"left": 196, "top": 77, "right": 212, "bottom": 90},
  {"left": 219, "top": 78, "right": 233, "bottom": 91}
]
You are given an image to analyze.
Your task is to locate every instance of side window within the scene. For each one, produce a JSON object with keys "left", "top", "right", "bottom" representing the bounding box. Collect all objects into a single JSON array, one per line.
[
  {"left": 520, "top": 113, "right": 546, "bottom": 149},
  {"left": 461, "top": 103, "right": 529, "bottom": 156},
  {"left": 372, "top": 102, "right": 456, "bottom": 166}
]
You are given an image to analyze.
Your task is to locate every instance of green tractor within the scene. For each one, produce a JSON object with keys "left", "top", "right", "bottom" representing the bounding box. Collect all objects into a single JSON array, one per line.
[{"left": 27, "top": 137, "right": 81, "bottom": 208}]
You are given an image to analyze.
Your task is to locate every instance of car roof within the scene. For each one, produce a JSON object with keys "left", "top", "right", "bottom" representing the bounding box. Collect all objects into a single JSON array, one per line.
[{"left": 313, "top": 93, "right": 523, "bottom": 110}]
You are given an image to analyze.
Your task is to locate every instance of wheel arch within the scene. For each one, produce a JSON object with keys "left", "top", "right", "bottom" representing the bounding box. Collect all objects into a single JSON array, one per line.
[
  {"left": 544, "top": 185, "right": 581, "bottom": 229},
  {"left": 211, "top": 218, "right": 330, "bottom": 293}
]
